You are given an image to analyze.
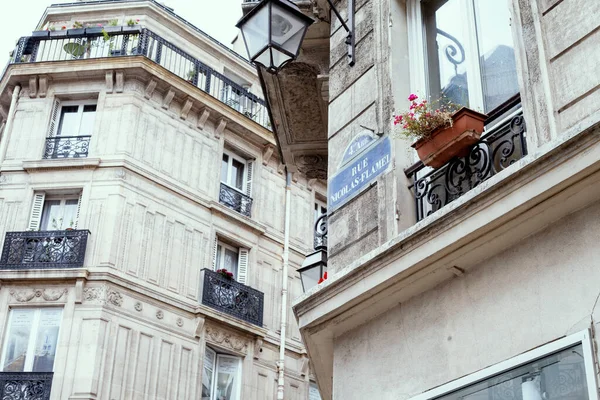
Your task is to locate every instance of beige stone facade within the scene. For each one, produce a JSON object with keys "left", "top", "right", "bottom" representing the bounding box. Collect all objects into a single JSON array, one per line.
[
  {"left": 0, "top": 1, "right": 325, "bottom": 399},
  {"left": 287, "top": 0, "right": 600, "bottom": 399}
]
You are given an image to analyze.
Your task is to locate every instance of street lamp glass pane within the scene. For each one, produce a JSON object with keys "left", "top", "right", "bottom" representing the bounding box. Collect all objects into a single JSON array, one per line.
[
  {"left": 271, "top": 48, "right": 293, "bottom": 70},
  {"left": 271, "top": 3, "right": 309, "bottom": 55},
  {"left": 254, "top": 48, "right": 272, "bottom": 68},
  {"left": 240, "top": 6, "right": 270, "bottom": 60},
  {"left": 301, "top": 265, "right": 322, "bottom": 291}
]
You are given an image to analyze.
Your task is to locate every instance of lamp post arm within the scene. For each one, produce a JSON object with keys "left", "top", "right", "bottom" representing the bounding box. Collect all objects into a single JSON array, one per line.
[{"left": 325, "top": 0, "right": 351, "bottom": 33}]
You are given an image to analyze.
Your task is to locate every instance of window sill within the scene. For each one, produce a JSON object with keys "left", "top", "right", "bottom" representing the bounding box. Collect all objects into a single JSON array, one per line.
[{"left": 22, "top": 158, "right": 101, "bottom": 172}]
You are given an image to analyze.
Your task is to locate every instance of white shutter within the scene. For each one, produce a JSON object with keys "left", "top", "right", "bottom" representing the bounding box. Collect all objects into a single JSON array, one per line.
[
  {"left": 245, "top": 160, "right": 254, "bottom": 197},
  {"left": 211, "top": 236, "right": 219, "bottom": 270},
  {"left": 28, "top": 193, "right": 46, "bottom": 231},
  {"left": 73, "top": 192, "right": 83, "bottom": 229},
  {"left": 48, "top": 98, "right": 61, "bottom": 137},
  {"left": 237, "top": 248, "right": 248, "bottom": 285}
]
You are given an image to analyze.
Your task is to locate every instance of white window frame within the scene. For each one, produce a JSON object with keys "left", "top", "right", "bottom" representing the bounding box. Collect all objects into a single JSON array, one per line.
[
  {"left": 221, "top": 150, "right": 247, "bottom": 193},
  {"left": 203, "top": 346, "right": 242, "bottom": 400},
  {"left": 29, "top": 191, "right": 83, "bottom": 231},
  {"left": 212, "top": 237, "right": 249, "bottom": 285},
  {"left": 409, "top": 330, "right": 599, "bottom": 400},
  {"left": 0, "top": 307, "right": 63, "bottom": 373},
  {"left": 50, "top": 100, "right": 97, "bottom": 138},
  {"left": 40, "top": 195, "right": 80, "bottom": 231}
]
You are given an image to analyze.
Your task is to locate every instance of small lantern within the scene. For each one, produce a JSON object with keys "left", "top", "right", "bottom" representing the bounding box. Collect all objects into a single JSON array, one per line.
[
  {"left": 298, "top": 249, "right": 327, "bottom": 292},
  {"left": 236, "top": 0, "right": 314, "bottom": 73}
]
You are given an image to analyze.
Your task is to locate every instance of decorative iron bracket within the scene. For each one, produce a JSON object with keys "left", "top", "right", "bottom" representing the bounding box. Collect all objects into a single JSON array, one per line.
[{"left": 325, "top": 0, "right": 355, "bottom": 66}]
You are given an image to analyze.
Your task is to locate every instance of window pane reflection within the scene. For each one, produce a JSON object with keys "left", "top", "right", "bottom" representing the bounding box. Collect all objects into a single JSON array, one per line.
[
  {"left": 2, "top": 309, "right": 35, "bottom": 372},
  {"left": 434, "top": 345, "right": 589, "bottom": 400},
  {"left": 57, "top": 106, "right": 79, "bottom": 136}
]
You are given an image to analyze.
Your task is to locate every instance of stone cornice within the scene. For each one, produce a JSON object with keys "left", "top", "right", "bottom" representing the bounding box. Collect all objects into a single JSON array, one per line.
[{"left": 22, "top": 158, "right": 101, "bottom": 171}]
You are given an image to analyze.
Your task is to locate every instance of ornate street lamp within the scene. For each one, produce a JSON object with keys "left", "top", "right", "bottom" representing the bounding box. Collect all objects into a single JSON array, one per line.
[
  {"left": 298, "top": 249, "right": 327, "bottom": 293},
  {"left": 236, "top": 0, "right": 315, "bottom": 73}
]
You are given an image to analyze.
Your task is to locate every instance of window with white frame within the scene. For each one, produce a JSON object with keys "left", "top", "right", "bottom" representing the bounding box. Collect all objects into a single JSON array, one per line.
[
  {"left": 212, "top": 238, "right": 249, "bottom": 285},
  {"left": 309, "top": 382, "right": 322, "bottom": 400},
  {"left": 0, "top": 308, "right": 63, "bottom": 373},
  {"left": 28, "top": 192, "right": 82, "bottom": 231},
  {"left": 202, "top": 346, "right": 242, "bottom": 400},
  {"left": 419, "top": 0, "right": 519, "bottom": 113},
  {"left": 45, "top": 99, "right": 96, "bottom": 159},
  {"left": 220, "top": 150, "right": 254, "bottom": 216},
  {"left": 410, "top": 332, "right": 597, "bottom": 400}
]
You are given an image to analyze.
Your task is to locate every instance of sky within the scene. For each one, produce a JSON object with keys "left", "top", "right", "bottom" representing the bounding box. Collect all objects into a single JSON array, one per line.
[{"left": 0, "top": 0, "right": 243, "bottom": 64}]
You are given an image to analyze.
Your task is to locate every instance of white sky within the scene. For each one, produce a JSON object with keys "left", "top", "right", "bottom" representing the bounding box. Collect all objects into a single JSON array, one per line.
[{"left": 0, "top": 0, "right": 243, "bottom": 64}]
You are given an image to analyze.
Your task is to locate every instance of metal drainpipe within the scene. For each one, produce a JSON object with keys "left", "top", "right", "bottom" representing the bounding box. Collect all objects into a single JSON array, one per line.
[
  {"left": 277, "top": 169, "right": 292, "bottom": 400},
  {"left": 0, "top": 85, "right": 21, "bottom": 164}
]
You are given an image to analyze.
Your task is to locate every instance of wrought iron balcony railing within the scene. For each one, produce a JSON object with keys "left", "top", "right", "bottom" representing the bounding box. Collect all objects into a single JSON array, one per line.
[
  {"left": 10, "top": 28, "right": 271, "bottom": 130},
  {"left": 219, "top": 183, "right": 253, "bottom": 217},
  {"left": 0, "top": 230, "right": 91, "bottom": 269},
  {"left": 405, "top": 95, "right": 527, "bottom": 222},
  {"left": 200, "top": 268, "right": 264, "bottom": 327},
  {"left": 43, "top": 135, "right": 91, "bottom": 159},
  {"left": 314, "top": 214, "right": 328, "bottom": 250},
  {"left": 0, "top": 372, "right": 53, "bottom": 400}
]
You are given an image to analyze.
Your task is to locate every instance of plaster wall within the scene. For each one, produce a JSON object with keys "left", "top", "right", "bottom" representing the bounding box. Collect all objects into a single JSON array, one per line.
[{"left": 332, "top": 199, "right": 600, "bottom": 400}]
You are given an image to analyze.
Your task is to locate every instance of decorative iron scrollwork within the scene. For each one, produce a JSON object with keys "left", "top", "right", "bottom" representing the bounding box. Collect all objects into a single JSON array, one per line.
[
  {"left": 314, "top": 214, "right": 328, "bottom": 250},
  {"left": 409, "top": 110, "right": 527, "bottom": 222},
  {"left": 436, "top": 28, "right": 466, "bottom": 75},
  {"left": 201, "top": 269, "right": 264, "bottom": 327},
  {"left": 219, "top": 183, "right": 253, "bottom": 217},
  {"left": 0, "top": 230, "right": 91, "bottom": 269},
  {"left": 0, "top": 372, "right": 53, "bottom": 400},
  {"left": 43, "top": 136, "right": 91, "bottom": 159}
]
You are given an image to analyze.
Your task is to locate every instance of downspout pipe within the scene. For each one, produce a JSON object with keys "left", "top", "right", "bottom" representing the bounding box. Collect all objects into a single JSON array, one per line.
[
  {"left": 277, "top": 168, "right": 292, "bottom": 400},
  {"left": 0, "top": 85, "right": 21, "bottom": 164}
]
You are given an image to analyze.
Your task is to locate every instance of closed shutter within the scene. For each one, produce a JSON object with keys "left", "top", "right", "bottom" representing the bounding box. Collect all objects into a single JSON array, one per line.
[
  {"left": 28, "top": 193, "right": 46, "bottom": 231},
  {"left": 245, "top": 160, "right": 254, "bottom": 197},
  {"left": 48, "top": 98, "right": 61, "bottom": 137},
  {"left": 211, "top": 236, "right": 219, "bottom": 270},
  {"left": 73, "top": 192, "right": 83, "bottom": 229},
  {"left": 237, "top": 248, "right": 248, "bottom": 285}
]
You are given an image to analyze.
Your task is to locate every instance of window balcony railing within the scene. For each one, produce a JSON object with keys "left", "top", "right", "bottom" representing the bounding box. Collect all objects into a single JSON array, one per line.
[
  {"left": 10, "top": 28, "right": 271, "bottom": 130},
  {"left": 219, "top": 183, "right": 253, "bottom": 217},
  {"left": 0, "top": 230, "right": 91, "bottom": 270},
  {"left": 43, "top": 135, "right": 91, "bottom": 159},
  {"left": 0, "top": 372, "right": 53, "bottom": 400},
  {"left": 405, "top": 95, "right": 527, "bottom": 222},
  {"left": 200, "top": 268, "right": 264, "bottom": 327}
]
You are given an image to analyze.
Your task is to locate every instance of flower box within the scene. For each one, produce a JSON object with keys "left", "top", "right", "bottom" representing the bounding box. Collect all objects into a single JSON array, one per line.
[
  {"left": 411, "top": 107, "right": 487, "bottom": 168},
  {"left": 67, "top": 28, "right": 86, "bottom": 37},
  {"left": 85, "top": 27, "right": 104, "bottom": 35},
  {"left": 31, "top": 30, "right": 49, "bottom": 38},
  {"left": 122, "top": 25, "right": 141, "bottom": 34},
  {"left": 103, "top": 26, "right": 122, "bottom": 34},
  {"left": 49, "top": 30, "right": 68, "bottom": 37}
]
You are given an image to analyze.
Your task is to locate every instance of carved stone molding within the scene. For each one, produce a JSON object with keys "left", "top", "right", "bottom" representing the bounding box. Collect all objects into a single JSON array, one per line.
[
  {"left": 105, "top": 71, "right": 114, "bottom": 93},
  {"left": 38, "top": 76, "right": 48, "bottom": 98},
  {"left": 10, "top": 288, "right": 68, "bottom": 303},
  {"left": 115, "top": 70, "right": 124, "bottom": 93},
  {"left": 82, "top": 285, "right": 123, "bottom": 307},
  {"left": 144, "top": 79, "right": 157, "bottom": 99},
  {"left": 180, "top": 98, "right": 193, "bottom": 120},
  {"left": 296, "top": 154, "right": 328, "bottom": 179},
  {"left": 134, "top": 301, "right": 143, "bottom": 311},
  {"left": 262, "top": 145, "right": 275, "bottom": 166},
  {"left": 156, "top": 310, "right": 164, "bottom": 319},
  {"left": 176, "top": 317, "right": 184, "bottom": 327},
  {"left": 205, "top": 325, "right": 248, "bottom": 354},
  {"left": 253, "top": 337, "right": 263, "bottom": 360},
  {"left": 162, "top": 88, "right": 175, "bottom": 109},
  {"left": 197, "top": 108, "right": 210, "bottom": 130},
  {"left": 28, "top": 76, "right": 37, "bottom": 98},
  {"left": 215, "top": 118, "right": 227, "bottom": 139}
]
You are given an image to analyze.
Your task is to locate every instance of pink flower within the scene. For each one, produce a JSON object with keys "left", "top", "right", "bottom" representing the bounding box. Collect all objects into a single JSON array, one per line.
[
  {"left": 136, "top": 19, "right": 140, "bottom": 22},
  {"left": 409, "top": 103, "right": 416, "bottom": 110},
  {"left": 402, "top": 123, "right": 408, "bottom": 129},
  {"left": 97, "top": 23, "right": 103, "bottom": 27},
  {"left": 393, "top": 115, "right": 403, "bottom": 125},
  {"left": 408, "top": 93, "right": 418, "bottom": 101},
  {"left": 61, "top": 26, "right": 66, "bottom": 30}
]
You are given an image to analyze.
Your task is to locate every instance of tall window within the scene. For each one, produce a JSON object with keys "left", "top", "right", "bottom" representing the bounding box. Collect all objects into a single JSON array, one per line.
[
  {"left": 219, "top": 150, "right": 254, "bottom": 217},
  {"left": 0, "top": 308, "right": 62, "bottom": 373},
  {"left": 28, "top": 192, "right": 82, "bottom": 231},
  {"left": 202, "top": 347, "right": 242, "bottom": 400},
  {"left": 422, "top": 0, "right": 519, "bottom": 113},
  {"left": 45, "top": 99, "right": 95, "bottom": 159},
  {"left": 212, "top": 238, "right": 249, "bottom": 285},
  {"left": 221, "top": 153, "right": 247, "bottom": 192}
]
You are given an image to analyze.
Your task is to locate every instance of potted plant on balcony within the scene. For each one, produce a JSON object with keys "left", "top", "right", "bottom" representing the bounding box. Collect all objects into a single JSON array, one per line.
[
  {"left": 68, "top": 21, "right": 86, "bottom": 37},
  {"left": 122, "top": 18, "right": 141, "bottom": 34},
  {"left": 394, "top": 94, "right": 487, "bottom": 168},
  {"left": 216, "top": 268, "right": 235, "bottom": 280},
  {"left": 102, "top": 19, "right": 122, "bottom": 34},
  {"left": 187, "top": 69, "right": 197, "bottom": 83},
  {"left": 85, "top": 23, "right": 105, "bottom": 36},
  {"left": 32, "top": 28, "right": 49, "bottom": 38}
]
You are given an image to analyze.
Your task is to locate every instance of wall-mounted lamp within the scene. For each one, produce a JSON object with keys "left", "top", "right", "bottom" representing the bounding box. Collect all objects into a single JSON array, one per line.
[{"left": 237, "top": 0, "right": 355, "bottom": 74}]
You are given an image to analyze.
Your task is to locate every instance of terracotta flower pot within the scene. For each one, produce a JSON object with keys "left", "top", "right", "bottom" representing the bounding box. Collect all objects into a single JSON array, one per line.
[{"left": 411, "top": 107, "right": 487, "bottom": 168}]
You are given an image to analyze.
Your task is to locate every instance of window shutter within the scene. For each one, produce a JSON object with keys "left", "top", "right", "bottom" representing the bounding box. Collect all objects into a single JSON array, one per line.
[
  {"left": 28, "top": 193, "right": 46, "bottom": 231},
  {"left": 211, "top": 236, "right": 219, "bottom": 270},
  {"left": 74, "top": 192, "right": 83, "bottom": 229},
  {"left": 245, "top": 160, "right": 254, "bottom": 197},
  {"left": 237, "top": 248, "right": 248, "bottom": 285},
  {"left": 48, "top": 98, "right": 61, "bottom": 137}
]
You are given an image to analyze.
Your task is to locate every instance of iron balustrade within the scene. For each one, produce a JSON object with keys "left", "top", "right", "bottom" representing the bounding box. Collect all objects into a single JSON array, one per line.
[
  {"left": 219, "top": 183, "right": 253, "bottom": 217},
  {"left": 314, "top": 214, "right": 328, "bottom": 250},
  {"left": 10, "top": 28, "right": 271, "bottom": 130},
  {"left": 43, "top": 135, "right": 91, "bottom": 159},
  {"left": 0, "top": 230, "right": 91, "bottom": 270},
  {"left": 405, "top": 95, "right": 527, "bottom": 222},
  {"left": 0, "top": 372, "right": 53, "bottom": 400},
  {"left": 200, "top": 268, "right": 264, "bottom": 327}
]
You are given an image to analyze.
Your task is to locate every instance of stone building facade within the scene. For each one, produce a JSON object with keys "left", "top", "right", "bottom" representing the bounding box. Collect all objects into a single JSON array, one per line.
[
  {"left": 0, "top": 1, "right": 326, "bottom": 399},
  {"left": 275, "top": 0, "right": 600, "bottom": 399}
]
